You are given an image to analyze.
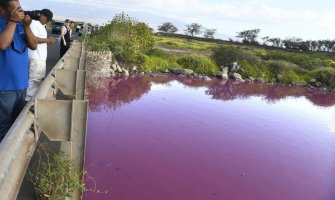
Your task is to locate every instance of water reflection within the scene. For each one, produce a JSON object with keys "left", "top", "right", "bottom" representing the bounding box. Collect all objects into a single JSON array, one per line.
[{"left": 87, "top": 75, "right": 335, "bottom": 111}]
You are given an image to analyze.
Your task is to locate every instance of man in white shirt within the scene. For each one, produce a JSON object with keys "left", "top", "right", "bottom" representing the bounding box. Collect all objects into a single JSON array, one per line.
[{"left": 26, "top": 9, "right": 56, "bottom": 101}]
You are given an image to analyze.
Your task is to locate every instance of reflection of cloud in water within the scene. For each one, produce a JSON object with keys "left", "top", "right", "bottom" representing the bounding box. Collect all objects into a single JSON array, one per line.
[{"left": 86, "top": 75, "right": 335, "bottom": 112}]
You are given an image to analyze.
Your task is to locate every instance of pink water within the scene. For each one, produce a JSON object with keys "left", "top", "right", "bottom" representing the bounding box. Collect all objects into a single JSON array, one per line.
[{"left": 84, "top": 75, "right": 335, "bottom": 200}]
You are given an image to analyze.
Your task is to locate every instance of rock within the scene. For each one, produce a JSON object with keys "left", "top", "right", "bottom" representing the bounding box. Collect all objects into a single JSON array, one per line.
[
  {"left": 122, "top": 69, "right": 129, "bottom": 76},
  {"left": 164, "top": 69, "right": 170, "bottom": 73},
  {"left": 221, "top": 66, "right": 229, "bottom": 75},
  {"left": 111, "top": 64, "right": 117, "bottom": 71},
  {"left": 309, "top": 79, "right": 317, "bottom": 84},
  {"left": 217, "top": 72, "right": 229, "bottom": 80},
  {"left": 117, "top": 66, "right": 123, "bottom": 73},
  {"left": 132, "top": 66, "right": 138, "bottom": 71},
  {"left": 171, "top": 68, "right": 194, "bottom": 76},
  {"left": 276, "top": 75, "right": 282, "bottom": 82},
  {"left": 231, "top": 73, "right": 243, "bottom": 80},
  {"left": 227, "top": 62, "right": 240, "bottom": 74},
  {"left": 178, "top": 74, "right": 187, "bottom": 78},
  {"left": 150, "top": 74, "right": 156, "bottom": 78},
  {"left": 247, "top": 76, "right": 254, "bottom": 81},
  {"left": 245, "top": 78, "right": 252, "bottom": 82},
  {"left": 140, "top": 72, "right": 145, "bottom": 76},
  {"left": 203, "top": 76, "right": 211, "bottom": 81},
  {"left": 255, "top": 77, "right": 265, "bottom": 83}
]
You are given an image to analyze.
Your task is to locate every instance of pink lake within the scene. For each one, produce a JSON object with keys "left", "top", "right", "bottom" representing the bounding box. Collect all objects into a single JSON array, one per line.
[{"left": 84, "top": 75, "right": 335, "bottom": 200}]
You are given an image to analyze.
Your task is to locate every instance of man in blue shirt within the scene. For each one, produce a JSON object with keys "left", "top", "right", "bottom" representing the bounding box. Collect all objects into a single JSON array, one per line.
[{"left": 0, "top": 0, "right": 37, "bottom": 141}]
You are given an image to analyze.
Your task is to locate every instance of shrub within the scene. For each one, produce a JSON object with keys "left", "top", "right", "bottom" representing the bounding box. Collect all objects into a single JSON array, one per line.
[
  {"left": 28, "top": 145, "right": 84, "bottom": 200},
  {"left": 177, "top": 54, "right": 219, "bottom": 75},
  {"left": 87, "top": 13, "right": 154, "bottom": 64},
  {"left": 238, "top": 60, "right": 269, "bottom": 79},
  {"left": 309, "top": 68, "right": 335, "bottom": 88},
  {"left": 212, "top": 46, "right": 260, "bottom": 66},
  {"left": 280, "top": 70, "right": 303, "bottom": 84},
  {"left": 267, "top": 60, "right": 298, "bottom": 75}
]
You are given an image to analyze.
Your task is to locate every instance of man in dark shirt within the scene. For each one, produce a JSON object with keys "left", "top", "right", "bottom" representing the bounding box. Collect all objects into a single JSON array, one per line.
[{"left": 0, "top": 0, "right": 37, "bottom": 141}]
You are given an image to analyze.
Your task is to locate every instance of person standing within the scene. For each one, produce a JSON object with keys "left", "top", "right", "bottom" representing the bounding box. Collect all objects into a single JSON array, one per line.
[
  {"left": 69, "top": 21, "right": 75, "bottom": 38},
  {"left": 59, "top": 19, "right": 70, "bottom": 58},
  {"left": 26, "top": 9, "right": 56, "bottom": 101},
  {"left": 0, "top": 0, "right": 37, "bottom": 141}
]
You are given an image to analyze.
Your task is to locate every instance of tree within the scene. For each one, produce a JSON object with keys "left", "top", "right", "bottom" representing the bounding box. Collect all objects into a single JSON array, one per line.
[
  {"left": 323, "top": 39, "right": 335, "bottom": 52},
  {"left": 262, "top": 36, "right": 270, "bottom": 45},
  {"left": 310, "top": 41, "right": 318, "bottom": 51},
  {"left": 268, "top": 38, "right": 282, "bottom": 47},
  {"left": 185, "top": 23, "right": 202, "bottom": 36},
  {"left": 204, "top": 28, "right": 217, "bottom": 39},
  {"left": 158, "top": 22, "right": 178, "bottom": 34},
  {"left": 236, "top": 29, "right": 261, "bottom": 44}
]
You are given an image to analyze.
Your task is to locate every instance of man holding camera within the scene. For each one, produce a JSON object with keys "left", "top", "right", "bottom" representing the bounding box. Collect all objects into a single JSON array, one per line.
[
  {"left": 26, "top": 9, "right": 56, "bottom": 101},
  {"left": 0, "top": 0, "right": 37, "bottom": 141}
]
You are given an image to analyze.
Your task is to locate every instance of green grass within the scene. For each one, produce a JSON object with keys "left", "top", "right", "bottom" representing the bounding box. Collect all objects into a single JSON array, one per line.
[
  {"left": 177, "top": 54, "right": 219, "bottom": 75},
  {"left": 155, "top": 36, "right": 219, "bottom": 51},
  {"left": 308, "top": 67, "right": 335, "bottom": 88}
]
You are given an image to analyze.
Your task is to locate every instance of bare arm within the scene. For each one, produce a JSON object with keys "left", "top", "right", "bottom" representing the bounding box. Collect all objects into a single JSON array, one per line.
[
  {"left": 0, "top": 21, "right": 17, "bottom": 50},
  {"left": 35, "top": 37, "right": 56, "bottom": 44},
  {"left": 23, "top": 15, "right": 37, "bottom": 50},
  {"left": 61, "top": 26, "right": 66, "bottom": 45}
]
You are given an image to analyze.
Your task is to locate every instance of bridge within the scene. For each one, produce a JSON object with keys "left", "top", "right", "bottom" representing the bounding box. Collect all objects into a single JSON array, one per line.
[{"left": 0, "top": 41, "right": 88, "bottom": 200}]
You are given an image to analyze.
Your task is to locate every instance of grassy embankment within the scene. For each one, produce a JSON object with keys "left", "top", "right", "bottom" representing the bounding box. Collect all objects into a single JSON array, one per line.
[
  {"left": 86, "top": 13, "right": 335, "bottom": 90},
  {"left": 149, "top": 35, "right": 335, "bottom": 89}
]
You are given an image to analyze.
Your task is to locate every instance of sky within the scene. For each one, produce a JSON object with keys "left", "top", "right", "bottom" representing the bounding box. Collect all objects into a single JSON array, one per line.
[{"left": 21, "top": 0, "right": 335, "bottom": 40}]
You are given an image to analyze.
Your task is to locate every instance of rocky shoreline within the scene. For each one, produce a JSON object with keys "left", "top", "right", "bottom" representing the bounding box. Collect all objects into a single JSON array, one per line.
[{"left": 85, "top": 51, "right": 334, "bottom": 92}]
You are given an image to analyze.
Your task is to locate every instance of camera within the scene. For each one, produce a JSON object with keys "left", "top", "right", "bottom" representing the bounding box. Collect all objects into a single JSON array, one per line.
[{"left": 24, "top": 10, "right": 42, "bottom": 21}]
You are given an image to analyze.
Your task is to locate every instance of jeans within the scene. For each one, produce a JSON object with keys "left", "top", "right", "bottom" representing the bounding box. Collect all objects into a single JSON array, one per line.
[{"left": 0, "top": 89, "right": 26, "bottom": 142}]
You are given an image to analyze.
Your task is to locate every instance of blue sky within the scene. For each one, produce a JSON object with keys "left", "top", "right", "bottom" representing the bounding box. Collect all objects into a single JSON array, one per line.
[{"left": 21, "top": 0, "right": 335, "bottom": 40}]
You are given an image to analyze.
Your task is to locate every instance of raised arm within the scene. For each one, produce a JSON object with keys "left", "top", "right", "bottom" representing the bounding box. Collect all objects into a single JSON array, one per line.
[
  {"left": 23, "top": 15, "right": 37, "bottom": 50},
  {"left": 0, "top": 7, "right": 24, "bottom": 50}
]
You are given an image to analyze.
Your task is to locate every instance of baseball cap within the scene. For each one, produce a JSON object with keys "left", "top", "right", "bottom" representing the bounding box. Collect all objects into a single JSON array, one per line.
[{"left": 41, "top": 9, "right": 53, "bottom": 21}]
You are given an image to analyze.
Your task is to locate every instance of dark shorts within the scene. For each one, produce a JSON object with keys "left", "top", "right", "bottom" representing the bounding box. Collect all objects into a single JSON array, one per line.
[{"left": 0, "top": 89, "right": 26, "bottom": 142}]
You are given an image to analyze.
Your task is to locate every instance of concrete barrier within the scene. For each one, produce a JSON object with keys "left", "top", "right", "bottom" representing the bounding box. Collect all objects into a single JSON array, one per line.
[{"left": 0, "top": 42, "right": 88, "bottom": 200}]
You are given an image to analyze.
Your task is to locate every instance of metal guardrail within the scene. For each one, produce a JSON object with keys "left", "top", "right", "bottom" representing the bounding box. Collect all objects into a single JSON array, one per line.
[{"left": 0, "top": 42, "right": 88, "bottom": 200}]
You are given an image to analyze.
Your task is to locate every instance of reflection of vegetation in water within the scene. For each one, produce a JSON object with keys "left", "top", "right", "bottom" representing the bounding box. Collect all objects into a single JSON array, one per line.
[
  {"left": 205, "top": 80, "right": 335, "bottom": 107},
  {"left": 88, "top": 75, "right": 335, "bottom": 111},
  {"left": 87, "top": 75, "right": 173, "bottom": 112}
]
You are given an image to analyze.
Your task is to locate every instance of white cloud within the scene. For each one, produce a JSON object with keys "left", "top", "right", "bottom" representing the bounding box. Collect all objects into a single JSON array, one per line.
[{"left": 26, "top": 0, "right": 335, "bottom": 40}]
